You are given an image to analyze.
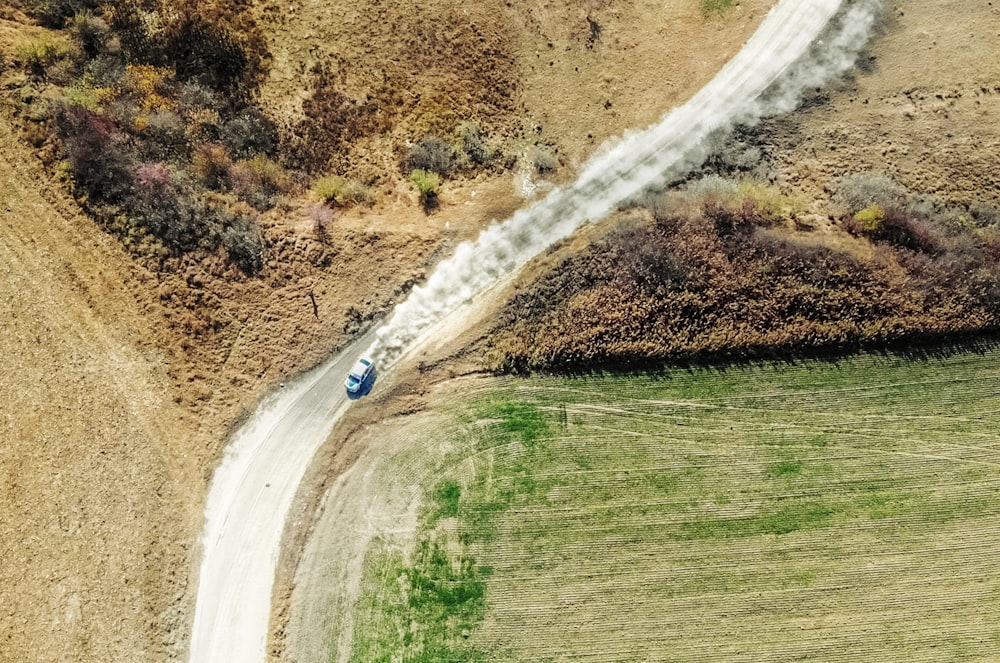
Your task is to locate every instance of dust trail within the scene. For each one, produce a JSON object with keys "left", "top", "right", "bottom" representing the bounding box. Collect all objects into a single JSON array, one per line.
[{"left": 367, "top": 0, "right": 883, "bottom": 366}]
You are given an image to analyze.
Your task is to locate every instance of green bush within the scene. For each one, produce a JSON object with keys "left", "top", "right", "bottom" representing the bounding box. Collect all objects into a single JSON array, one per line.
[
  {"left": 853, "top": 204, "right": 885, "bottom": 233},
  {"left": 312, "top": 175, "right": 371, "bottom": 207},
  {"left": 16, "top": 35, "right": 71, "bottom": 76},
  {"left": 410, "top": 168, "right": 440, "bottom": 210}
]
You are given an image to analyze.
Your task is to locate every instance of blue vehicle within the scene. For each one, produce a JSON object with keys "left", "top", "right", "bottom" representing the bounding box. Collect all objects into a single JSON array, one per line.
[{"left": 345, "top": 356, "right": 375, "bottom": 394}]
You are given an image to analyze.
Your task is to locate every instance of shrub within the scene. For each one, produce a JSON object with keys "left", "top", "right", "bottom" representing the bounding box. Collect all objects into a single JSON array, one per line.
[
  {"left": 737, "top": 182, "right": 790, "bottom": 225},
  {"left": 55, "top": 104, "right": 135, "bottom": 205},
  {"left": 852, "top": 204, "right": 885, "bottom": 233},
  {"left": 25, "top": 0, "right": 102, "bottom": 28},
  {"left": 105, "top": 1, "right": 161, "bottom": 64},
  {"left": 222, "top": 214, "right": 264, "bottom": 274},
  {"left": 530, "top": 146, "right": 559, "bottom": 174},
  {"left": 459, "top": 121, "right": 491, "bottom": 166},
  {"left": 410, "top": 168, "right": 440, "bottom": 210},
  {"left": 407, "top": 135, "right": 458, "bottom": 177},
  {"left": 70, "top": 13, "right": 109, "bottom": 58},
  {"left": 162, "top": 17, "right": 249, "bottom": 94},
  {"left": 685, "top": 175, "right": 739, "bottom": 203},
  {"left": 142, "top": 109, "right": 189, "bottom": 161},
  {"left": 874, "top": 207, "right": 941, "bottom": 254},
  {"left": 969, "top": 202, "right": 1000, "bottom": 227},
  {"left": 82, "top": 54, "right": 125, "bottom": 89},
  {"left": 191, "top": 143, "right": 232, "bottom": 190},
  {"left": 65, "top": 83, "right": 113, "bottom": 111},
  {"left": 832, "top": 172, "right": 907, "bottom": 214},
  {"left": 220, "top": 107, "right": 277, "bottom": 160},
  {"left": 312, "top": 175, "right": 346, "bottom": 205},
  {"left": 305, "top": 201, "right": 334, "bottom": 237},
  {"left": 229, "top": 155, "right": 288, "bottom": 210},
  {"left": 312, "top": 175, "right": 371, "bottom": 207},
  {"left": 122, "top": 64, "right": 176, "bottom": 113},
  {"left": 16, "top": 35, "right": 71, "bottom": 76},
  {"left": 125, "top": 165, "right": 214, "bottom": 252}
]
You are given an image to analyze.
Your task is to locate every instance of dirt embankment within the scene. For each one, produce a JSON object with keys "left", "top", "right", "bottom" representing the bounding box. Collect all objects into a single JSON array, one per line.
[
  {"left": 479, "top": 1, "right": 1000, "bottom": 374},
  {"left": 0, "top": 112, "right": 199, "bottom": 660}
]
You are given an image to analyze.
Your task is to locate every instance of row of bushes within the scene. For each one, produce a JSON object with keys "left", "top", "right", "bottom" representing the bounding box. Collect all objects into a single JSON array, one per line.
[{"left": 485, "top": 175, "right": 1000, "bottom": 372}]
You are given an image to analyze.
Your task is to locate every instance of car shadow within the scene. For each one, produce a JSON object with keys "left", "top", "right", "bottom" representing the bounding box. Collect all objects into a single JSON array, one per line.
[{"left": 346, "top": 367, "right": 377, "bottom": 400}]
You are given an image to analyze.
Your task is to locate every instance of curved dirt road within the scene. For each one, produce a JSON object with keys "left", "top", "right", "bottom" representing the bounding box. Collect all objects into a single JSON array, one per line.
[
  {"left": 187, "top": 0, "right": 869, "bottom": 660},
  {"left": 188, "top": 330, "right": 377, "bottom": 662}
]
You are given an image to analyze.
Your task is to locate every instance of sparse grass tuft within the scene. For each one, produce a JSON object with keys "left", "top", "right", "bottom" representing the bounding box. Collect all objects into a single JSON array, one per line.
[
  {"left": 702, "top": 0, "right": 735, "bottom": 16},
  {"left": 16, "top": 35, "right": 72, "bottom": 75}
]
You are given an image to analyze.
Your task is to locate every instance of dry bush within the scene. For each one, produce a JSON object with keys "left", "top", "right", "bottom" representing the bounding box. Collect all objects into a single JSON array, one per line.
[
  {"left": 407, "top": 135, "right": 459, "bottom": 177},
  {"left": 304, "top": 202, "right": 334, "bottom": 238},
  {"left": 219, "top": 107, "right": 277, "bottom": 160},
  {"left": 162, "top": 16, "right": 249, "bottom": 94},
  {"left": 24, "top": 0, "right": 102, "bottom": 28},
  {"left": 685, "top": 175, "right": 739, "bottom": 203},
  {"left": 281, "top": 74, "right": 385, "bottom": 173},
  {"left": 486, "top": 189, "right": 1000, "bottom": 373},
  {"left": 229, "top": 156, "right": 288, "bottom": 211},
  {"left": 55, "top": 104, "right": 135, "bottom": 205},
  {"left": 832, "top": 172, "right": 907, "bottom": 214},
  {"left": 530, "top": 145, "right": 559, "bottom": 175},
  {"left": 221, "top": 213, "right": 264, "bottom": 274},
  {"left": 191, "top": 143, "right": 232, "bottom": 190},
  {"left": 459, "top": 121, "right": 492, "bottom": 166}
]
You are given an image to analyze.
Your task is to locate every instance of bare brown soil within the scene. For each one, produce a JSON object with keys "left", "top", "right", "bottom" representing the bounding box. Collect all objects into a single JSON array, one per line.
[
  {"left": 0, "top": 110, "right": 199, "bottom": 661},
  {"left": 762, "top": 0, "right": 1000, "bottom": 207}
]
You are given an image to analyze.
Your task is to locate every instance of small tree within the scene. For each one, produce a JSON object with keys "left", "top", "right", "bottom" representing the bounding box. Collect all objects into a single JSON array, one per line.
[{"left": 410, "top": 168, "right": 440, "bottom": 211}]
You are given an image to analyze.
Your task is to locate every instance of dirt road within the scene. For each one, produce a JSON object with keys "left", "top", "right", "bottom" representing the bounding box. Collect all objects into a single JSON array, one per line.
[{"left": 188, "top": 330, "right": 377, "bottom": 662}]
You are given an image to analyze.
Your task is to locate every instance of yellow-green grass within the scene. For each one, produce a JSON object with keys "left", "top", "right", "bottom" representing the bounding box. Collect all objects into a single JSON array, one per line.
[{"left": 347, "top": 346, "right": 1000, "bottom": 662}]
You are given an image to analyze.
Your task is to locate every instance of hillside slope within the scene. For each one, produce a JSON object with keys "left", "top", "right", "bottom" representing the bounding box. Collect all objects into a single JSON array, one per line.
[{"left": 0, "top": 115, "right": 199, "bottom": 661}]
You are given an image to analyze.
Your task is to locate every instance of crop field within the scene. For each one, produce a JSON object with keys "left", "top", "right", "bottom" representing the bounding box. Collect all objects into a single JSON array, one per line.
[{"left": 341, "top": 346, "right": 1000, "bottom": 662}]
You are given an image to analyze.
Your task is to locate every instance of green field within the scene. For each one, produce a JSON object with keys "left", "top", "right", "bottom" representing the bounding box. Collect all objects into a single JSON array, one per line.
[{"left": 346, "top": 347, "right": 1000, "bottom": 662}]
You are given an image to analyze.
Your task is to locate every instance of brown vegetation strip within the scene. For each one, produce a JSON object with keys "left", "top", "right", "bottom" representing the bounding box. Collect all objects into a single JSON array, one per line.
[{"left": 486, "top": 191, "right": 1000, "bottom": 373}]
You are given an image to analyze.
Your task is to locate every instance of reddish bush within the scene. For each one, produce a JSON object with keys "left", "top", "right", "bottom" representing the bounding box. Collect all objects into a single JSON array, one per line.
[{"left": 55, "top": 104, "right": 135, "bottom": 205}]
